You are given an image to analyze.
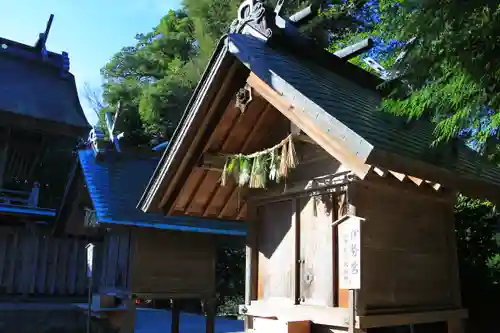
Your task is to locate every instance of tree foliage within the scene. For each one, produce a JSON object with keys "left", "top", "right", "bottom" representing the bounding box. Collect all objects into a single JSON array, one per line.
[
  {"left": 100, "top": 9, "right": 198, "bottom": 144},
  {"left": 328, "top": 0, "right": 500, "bottom": 156}
]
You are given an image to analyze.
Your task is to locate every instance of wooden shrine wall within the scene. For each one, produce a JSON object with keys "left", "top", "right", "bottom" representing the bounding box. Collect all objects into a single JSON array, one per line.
[
  {"left": 94, "top": 230, "right": 131, "bottom": 295},
  {"left": 129, "top": 228, "right": 217, "bottom": 298},
  {"left": 0, "top": 227, "right": 130, "bottom": 297},
  {"left": 0, "top": 227, "right": 91, "bottom": 296},
  {"left": 352, "top": 182, "right": 461, "bottom": 314}
]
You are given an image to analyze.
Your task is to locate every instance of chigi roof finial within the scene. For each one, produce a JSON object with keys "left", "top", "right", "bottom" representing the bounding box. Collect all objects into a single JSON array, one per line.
[
  {"left": 34, "top": 14, "right": 54, "bottom": 59},
  {"left": 87, "top": 101, "right": 125, "bottom": 158},
  {"left": 104, "top": 101, "right": 125, "bottom": 153}
]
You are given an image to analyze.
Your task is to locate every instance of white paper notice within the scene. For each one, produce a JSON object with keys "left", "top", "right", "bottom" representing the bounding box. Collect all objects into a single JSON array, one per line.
[
  {"left": 86, "top": 243, "right": 95, "bottom": 278},
  {"left": 338, "top": 217, "right": 361, "bottom": 290}
]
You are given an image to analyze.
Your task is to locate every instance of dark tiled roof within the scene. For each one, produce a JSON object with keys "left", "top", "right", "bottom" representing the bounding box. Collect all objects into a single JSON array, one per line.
[
  {"left": 0, "top": 38, "right": 89, "bottom": 131},
  {"left": 78, "top": 149, "right": 246, "bottom": 236},
  {"left": 227, "top": 33, "right": 500, "bottom": 188}
]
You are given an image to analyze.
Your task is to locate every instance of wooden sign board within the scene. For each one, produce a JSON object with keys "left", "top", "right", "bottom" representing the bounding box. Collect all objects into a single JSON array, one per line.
[{"left": 338, "top": 216, "right": 361, "bottom": 290}]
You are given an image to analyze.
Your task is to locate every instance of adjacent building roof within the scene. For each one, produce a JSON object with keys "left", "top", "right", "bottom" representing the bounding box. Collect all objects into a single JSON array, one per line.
[
  {"left": 78, "top": 148, "right": 246, "bottom": 236},
  {"left": 138, "top": 3, "right": 500, "bottom": 210},
  {"left": 0, "top": 37, "right": 89, "bottom": 135}
]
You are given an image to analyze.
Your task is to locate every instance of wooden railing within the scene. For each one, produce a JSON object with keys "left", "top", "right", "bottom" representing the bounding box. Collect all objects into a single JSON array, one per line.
[{"left": 0, "top": 182, "right": 40, "bottom": 207}]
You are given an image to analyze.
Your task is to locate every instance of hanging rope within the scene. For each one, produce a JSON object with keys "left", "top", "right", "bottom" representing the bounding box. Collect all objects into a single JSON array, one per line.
[{"left": 220, "top": 133, "right": 298, "bottom": 189}]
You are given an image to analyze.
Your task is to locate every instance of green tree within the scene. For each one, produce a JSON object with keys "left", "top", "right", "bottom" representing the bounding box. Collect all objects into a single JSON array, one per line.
[
  {"left": 100, "top": 9, "right": 197, "bottom": 143},
  {"left": 334, "top": 0, "right": 500, "bottom": 155}
]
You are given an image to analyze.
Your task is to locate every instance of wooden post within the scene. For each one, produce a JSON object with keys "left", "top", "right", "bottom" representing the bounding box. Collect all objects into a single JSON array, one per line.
[
  {"left": 447, "top": 318, "right": 464, "bottom": 333},
  {"left": 0, "top": 128, "right": 10, "bottom": 189},
  {"left": 348, "top": 289, "right": 356, "bottom": 333},
  {"left": 171, "top": 299, "right": 180, "bottom": 333},
  {"left": 244, "top": 206, "right": 258, "bottom": 331},
  {"left": 244, "top": 228, "right": 252, "bottom": 333},
  {"left": 106, "top": 299, "right": 137, "bottom": 333},
  {"left": 204, "top": 298, "right": 216, "bottom": 333}
]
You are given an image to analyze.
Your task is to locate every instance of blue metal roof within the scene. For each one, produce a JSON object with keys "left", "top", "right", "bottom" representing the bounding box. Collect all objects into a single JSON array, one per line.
[{"left": 77, "top": 149, "right": 246, "bottom": 236}]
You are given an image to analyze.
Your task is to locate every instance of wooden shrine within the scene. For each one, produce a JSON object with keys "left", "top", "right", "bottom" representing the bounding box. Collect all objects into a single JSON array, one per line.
[
  {"left": 0, "top": 15, "right": 89, "bottom": 225},
  {"left": 0, "top": 17, "right": 100, "bottom": 300},
  {"left": 137, "top": 1, "right": 500, "bottom": 332},
  {"left": 69, "top": 111, "right": 246, "bottom": 333}
]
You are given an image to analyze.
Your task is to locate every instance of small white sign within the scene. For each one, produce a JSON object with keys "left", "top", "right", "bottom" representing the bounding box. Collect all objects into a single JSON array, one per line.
[
  {"left": 86, "top": 243, "right": 95, "bottom": 278},
  {"left": 338, "top": 217, "right": 362, "bottom": 290}
]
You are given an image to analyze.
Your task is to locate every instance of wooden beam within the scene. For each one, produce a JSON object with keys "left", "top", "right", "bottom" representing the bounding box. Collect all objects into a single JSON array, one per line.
[
  {"left": 199, "top": 150, "right": 339, "bottom": 171},
  {"left": 425, "top": 180, "right": 442, "bottom": 191},
  {"left": 372, "top": 167, "right": 387, "bottom": 177},
  {"left": 368, "top": 149, "right": 500, "bottom": 204},
  {"left": 243, "top": 301, "right": 467, "bottom": 330},
  {"left": 157, "top": 61, "right": 247, "bottom": 214},
  {"left": 407, "top": 175, "right": 424, "bottom": 186},
  {"left": 388, "top": 170, "right": 406, "bottom": 182},
  {"left": 249, "top": 171, "right": 354, "bottom": 204},
  {"left": 246, "top": 73, "right": 372, "bottom": 179},
  {"left": 296, "top": 133, "right": 317, "bottom": 145},
  {"left": 334, "top": 38, "right": 374, "bottom": 61}
]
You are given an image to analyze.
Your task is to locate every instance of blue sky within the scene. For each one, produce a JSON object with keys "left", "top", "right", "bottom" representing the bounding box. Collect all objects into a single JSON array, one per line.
[{"left": 1, "top": 0, "right": 180, "bottom": 125}]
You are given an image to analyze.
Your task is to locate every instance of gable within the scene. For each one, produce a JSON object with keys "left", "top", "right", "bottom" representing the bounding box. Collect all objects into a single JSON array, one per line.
[{"left": 139, "top": 33, "right": 500, "bottom": 215}]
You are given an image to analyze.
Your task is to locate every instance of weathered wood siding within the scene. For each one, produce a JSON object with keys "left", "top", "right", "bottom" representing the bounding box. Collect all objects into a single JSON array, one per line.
[
  {"left": 352, "top": 182, "right": 460, "bottom": 314},
  {"left": 129, "top": 228, "right": 216, "bottom": 298},
  {"left": 0, "top": 228, "right": 131, "bottom": 296},
  {"left": 0, "top": 228, "right": 90, "bottom": 295},
  {"left": 94, "top": 230, "right": 131, "bottom": 294}
]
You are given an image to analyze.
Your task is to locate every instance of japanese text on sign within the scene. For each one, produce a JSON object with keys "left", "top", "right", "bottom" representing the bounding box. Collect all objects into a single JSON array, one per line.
[{"left": 338, "top": 217, "right": 361, "bottom": 290}]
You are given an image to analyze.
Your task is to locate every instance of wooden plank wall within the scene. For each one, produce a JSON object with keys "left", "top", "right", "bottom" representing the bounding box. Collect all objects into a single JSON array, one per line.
[
  {"left": 353, "top": 182, "right": 459, "bottom": 313},
  {"left": 94, "top": 230, "right": 131, "bottom": 294},
  {"left": 0, "top": 228, "right": 130, "bottom": 296},
  {"left": 0, "top": 227, "right": 90, "bottom": 296},
  {"left": 130, "top": 228, "right": 215, "bottom": 297}
]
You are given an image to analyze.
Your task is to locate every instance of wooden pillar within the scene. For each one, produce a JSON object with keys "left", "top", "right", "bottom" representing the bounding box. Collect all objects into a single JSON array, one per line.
[
  {"left": 203, "top": 298, "right": 216, "bottom": 333},
  {"left": 171, "top": 299, "right": 180, "bottom": 333},
  {"left": 107, "top": 298, "right": 137, "bottom": 333},
  {"left": 447, "top": 319, "right": 465, "bottom": 333},
  {"left": 244, "top": 206, "right": 259, "bottom": 331},
  {"left": 121, "top": 299, "right": 137, "bottom": 333},
  {"left": 0, "top": 128, "right": 10, "bottom": 189}
]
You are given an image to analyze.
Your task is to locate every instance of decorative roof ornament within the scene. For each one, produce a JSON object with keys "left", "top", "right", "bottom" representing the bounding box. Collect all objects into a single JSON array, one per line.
[
  {"left": 104, "top": 101, "right": 125, "bottom": 153},
  {"left": 363, "top": 36, "right": 417, "bottom": 81},
  {"left": 34, "top": 14, "right": 54, "bottom": 61},
  {"left": 88, "top": 127, "right": 107, "bottom": 158},
  {"left": 229, "top": 0, "right": 273, "bottom": 40},
  {"left": 87, "top": 101, "right": 125, "bottom": 159}
]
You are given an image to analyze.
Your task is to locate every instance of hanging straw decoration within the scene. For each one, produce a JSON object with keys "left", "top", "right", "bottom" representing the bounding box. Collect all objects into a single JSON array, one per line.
[{"left": 220, "top": 133, "right": 298, "bottom": 189}]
